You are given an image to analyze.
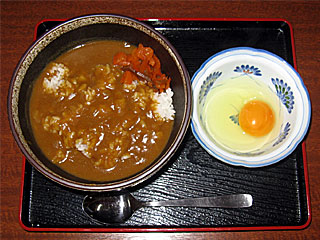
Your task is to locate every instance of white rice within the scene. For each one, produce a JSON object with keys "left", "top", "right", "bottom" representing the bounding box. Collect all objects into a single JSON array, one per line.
[
  {"left": 75, "top": 138, "right": 91, "bottom": 158},
  {"left": 152, "top": 88, "right": 175, "bottom": 121},
  {"left": 43, "top": 63, "right": 175, "bottom": 121},
  {"left": 43, "top": 63, "right": 69, "bottom": 93}
]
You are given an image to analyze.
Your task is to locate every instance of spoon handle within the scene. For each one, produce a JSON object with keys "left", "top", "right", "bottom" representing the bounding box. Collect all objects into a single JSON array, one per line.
[{"left": 143, "top": 194, "right": 253, "bottom": 208}]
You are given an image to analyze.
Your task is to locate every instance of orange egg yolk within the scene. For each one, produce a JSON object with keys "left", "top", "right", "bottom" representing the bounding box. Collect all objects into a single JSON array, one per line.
[{"left": 239, "top": 100, "right": 275, "bottom": 137}]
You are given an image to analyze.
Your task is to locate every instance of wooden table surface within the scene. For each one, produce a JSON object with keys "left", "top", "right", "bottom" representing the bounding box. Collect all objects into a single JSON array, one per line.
[{"left": 1, "top": 1, "right": 320, "bottom": 239}]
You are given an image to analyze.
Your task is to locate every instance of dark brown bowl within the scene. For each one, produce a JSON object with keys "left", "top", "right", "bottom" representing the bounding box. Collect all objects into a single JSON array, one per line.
[{"left": 8, "top": 14, "right": 191, "bottom": 191}]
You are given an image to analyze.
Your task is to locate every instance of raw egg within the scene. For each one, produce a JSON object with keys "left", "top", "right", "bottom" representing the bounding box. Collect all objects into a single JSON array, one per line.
[
  {"left": 239, "top": 100, "right": 275, "bottom": 137},
  {"left": 203, "top": 75, "right": 282, "bottom": 153}
]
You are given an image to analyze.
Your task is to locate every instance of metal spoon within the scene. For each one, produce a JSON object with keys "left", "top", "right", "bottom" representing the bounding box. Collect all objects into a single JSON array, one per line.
[{"left": 82, "top": 192, "right": 253, "bottom": 223}]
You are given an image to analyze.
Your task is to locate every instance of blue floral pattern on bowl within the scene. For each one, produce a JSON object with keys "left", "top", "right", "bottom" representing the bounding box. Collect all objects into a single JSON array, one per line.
[
  {"left": 273, "top": 122, "right": 291, "bottom": 147},
  {"left": 234, "top": 65, "right": 262, "bottom": 76},
  {"left": 199, "top": 71, "right": 222, "bottom": 107},
  {"left": 271, "top": 78, "right": 294, "bottom": 113},
  {"left": 229, "top": 114, "right": 239, "bottom": 125},
  {"left": 191, "top": 47, "right": 311, "bottom": 168}
]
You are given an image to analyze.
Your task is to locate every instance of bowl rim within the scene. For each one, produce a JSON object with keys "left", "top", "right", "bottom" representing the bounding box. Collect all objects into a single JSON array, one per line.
[
  {"left": 7, "top": 14, "right": 192, "bottom": 191},
  {"left": 191, "top": 47, "right": 311, "bottom": 167}
]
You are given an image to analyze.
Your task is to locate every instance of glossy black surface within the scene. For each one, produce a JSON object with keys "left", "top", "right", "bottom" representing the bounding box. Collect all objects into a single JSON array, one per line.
[{"left": 21, "top": 20, "right": 308, "bottom": 229}]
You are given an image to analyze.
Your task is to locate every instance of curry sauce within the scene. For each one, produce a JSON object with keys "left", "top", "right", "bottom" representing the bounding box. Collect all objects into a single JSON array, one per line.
[{"left": 29, "top": 40, "right": 174, "bottom": 181}]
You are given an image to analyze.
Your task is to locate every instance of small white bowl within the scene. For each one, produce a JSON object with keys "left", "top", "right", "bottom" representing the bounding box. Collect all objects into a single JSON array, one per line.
[{"left": 191, "top": 47, "right": 311, "bottom": 167}]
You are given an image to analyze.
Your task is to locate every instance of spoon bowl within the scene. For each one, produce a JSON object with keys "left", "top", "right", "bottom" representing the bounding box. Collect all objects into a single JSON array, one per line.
[{"left": 82, "top": 192, "right": 253, "bottom": 223}]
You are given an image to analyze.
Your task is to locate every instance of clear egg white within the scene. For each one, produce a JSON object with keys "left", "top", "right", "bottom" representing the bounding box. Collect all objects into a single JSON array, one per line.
[{"left": 203, "top": 75, "right": 282, "bottom": 153}]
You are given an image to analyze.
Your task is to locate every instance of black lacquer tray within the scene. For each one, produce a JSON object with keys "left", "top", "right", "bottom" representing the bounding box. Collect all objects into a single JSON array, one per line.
[{"left": 20, "top": 18, "right": 311, "bottom": 232}]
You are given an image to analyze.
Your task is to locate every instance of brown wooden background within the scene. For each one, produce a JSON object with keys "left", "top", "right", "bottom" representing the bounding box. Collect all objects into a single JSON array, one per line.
[{"left": 1, "top": 1, "right": 320, "bottom": 239}]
